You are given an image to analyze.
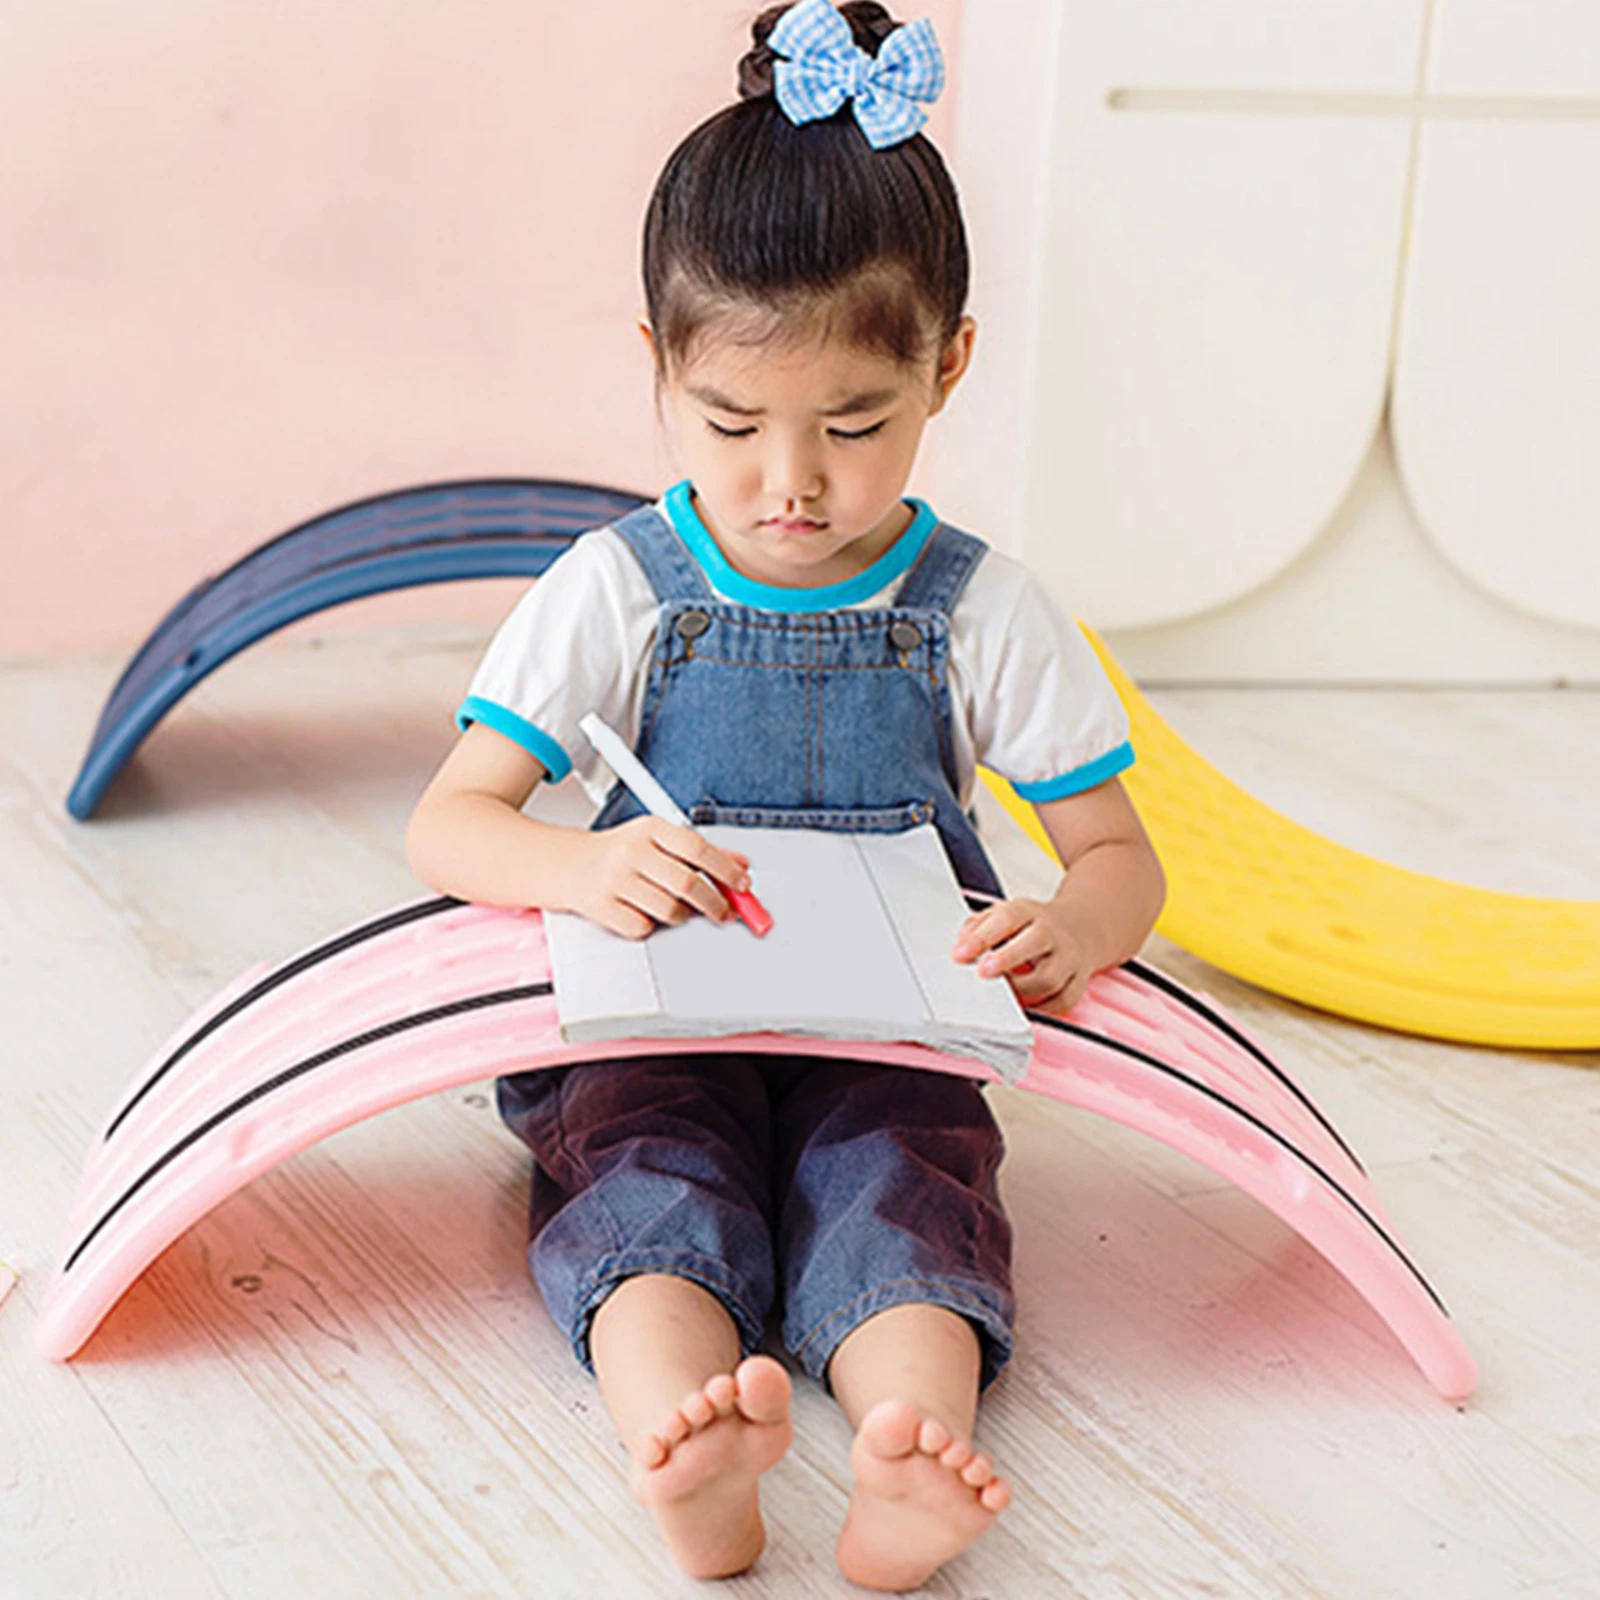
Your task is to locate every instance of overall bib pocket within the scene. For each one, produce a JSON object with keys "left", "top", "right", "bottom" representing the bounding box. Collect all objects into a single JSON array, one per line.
[{"left": 686, "top": 799, "right": 937, "bottom": 834}]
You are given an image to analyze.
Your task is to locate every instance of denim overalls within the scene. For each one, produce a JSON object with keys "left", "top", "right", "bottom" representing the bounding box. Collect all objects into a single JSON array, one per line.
[{"left": 497, "top": 493, "right": 1016, "bottom": 1388}]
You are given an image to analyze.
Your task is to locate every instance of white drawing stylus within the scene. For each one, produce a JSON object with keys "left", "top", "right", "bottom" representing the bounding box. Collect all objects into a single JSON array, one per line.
[{"left": 578, "top": 713, "right": 774, "bottom": 937}]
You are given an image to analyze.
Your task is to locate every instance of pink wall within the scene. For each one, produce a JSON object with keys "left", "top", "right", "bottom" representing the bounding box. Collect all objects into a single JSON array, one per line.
[{"left": 0, "top": 1, "right": 963, "bottom": 658}]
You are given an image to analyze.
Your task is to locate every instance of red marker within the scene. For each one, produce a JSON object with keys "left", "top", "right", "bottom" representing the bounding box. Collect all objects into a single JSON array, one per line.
[
  {"left": 722, "top": 882, "right": 775, "bottom": 938},
  {"left": 578, "top": 713, "right": 774, "bottom": 937}
]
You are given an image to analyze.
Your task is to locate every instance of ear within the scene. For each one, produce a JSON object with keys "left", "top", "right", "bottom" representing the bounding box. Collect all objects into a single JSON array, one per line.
[
  {"left": 637, "top": 315, "right": 657, "bottom": 360},
  {"left": 927, "top": 316, "right": 976, "bottom": 416}
]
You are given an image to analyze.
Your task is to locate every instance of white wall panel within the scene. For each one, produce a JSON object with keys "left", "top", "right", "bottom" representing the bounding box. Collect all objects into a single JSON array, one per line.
[
  {"left": 1393, "top": 124, "right": 1600, "bottom": 629},
  {"left": 1431, "top": 0, "right": 1600, "bottom": 97},
  {"left": 1109, "top": 429, "right": 1600, "bottom": 684},
  {"left": 1059, "top": 0, "right": 1423, "bottom": 94},
  {"left": 1026, "top": 107, "right": 1411, "bottom": 627},
  {"left": 1015, "top": 2, "right": 1422, "bottom": 628},
  {"left": 936, "top": 3, "right": 1425, "bottom": 630},
  {"left": 936, "top": 0, "right": 1600, "bottom": 677}
]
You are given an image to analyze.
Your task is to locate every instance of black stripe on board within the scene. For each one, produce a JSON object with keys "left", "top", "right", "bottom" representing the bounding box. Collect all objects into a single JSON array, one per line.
[
  {"left": 955, "top": 887, "right": 1364, "bottom": 1178},
  {"left": 1122, "top": 957, "right": 1366, "bottom": 1176},
  {"left": 1026, "top": 1008, "right": 1446, "bottom": 1316},
  {"left": 68, "top": 981, "right": 553, "bottom": 1274},
  {"left": 104, "top": 896, "right": 465, "bottom": 1142}
]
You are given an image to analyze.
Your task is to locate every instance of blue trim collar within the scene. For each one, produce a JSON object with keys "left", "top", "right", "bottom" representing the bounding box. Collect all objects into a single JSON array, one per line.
[{"left": 661, "top": 480, "right": 936, "bottom": 611}]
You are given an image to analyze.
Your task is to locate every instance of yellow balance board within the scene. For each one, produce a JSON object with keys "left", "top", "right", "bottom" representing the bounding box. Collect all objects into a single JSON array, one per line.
[{"left": 980, "top": 626, "right": 1600, "bottom": 1051}]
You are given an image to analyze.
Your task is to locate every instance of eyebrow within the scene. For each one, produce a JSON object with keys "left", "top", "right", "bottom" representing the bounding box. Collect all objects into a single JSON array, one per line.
[{"left": 686, "top": 384, "right": 901, "bottom": 418}]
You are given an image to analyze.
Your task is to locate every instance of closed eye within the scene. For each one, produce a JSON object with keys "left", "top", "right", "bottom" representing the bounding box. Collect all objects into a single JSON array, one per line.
[{"left": 703, "top": 419, "right": 888, "bottom": 441}]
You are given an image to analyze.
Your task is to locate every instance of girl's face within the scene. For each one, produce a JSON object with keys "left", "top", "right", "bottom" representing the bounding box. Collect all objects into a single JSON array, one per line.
[{"left": 645, "top": 315, "right": 975, "bottom": 589}]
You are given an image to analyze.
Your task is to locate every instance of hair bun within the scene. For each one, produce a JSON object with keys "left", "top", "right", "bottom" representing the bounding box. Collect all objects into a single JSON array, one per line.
[
  {"left": 736, "top": 6, "right": 785, "bottom": 102},
  {"left": 737, "top": 2, "right": 903, "bottom": 102}
]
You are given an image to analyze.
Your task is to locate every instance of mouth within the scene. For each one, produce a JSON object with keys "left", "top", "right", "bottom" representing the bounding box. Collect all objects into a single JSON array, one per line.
[{"left": 766, "top": 517, "right": 828, "bottom": 534}]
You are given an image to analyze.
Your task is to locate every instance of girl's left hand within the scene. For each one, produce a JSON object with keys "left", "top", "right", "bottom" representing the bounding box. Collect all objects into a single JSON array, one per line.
[{"left": 951, "top": 898, "right": 1092, "bottom": 1016}]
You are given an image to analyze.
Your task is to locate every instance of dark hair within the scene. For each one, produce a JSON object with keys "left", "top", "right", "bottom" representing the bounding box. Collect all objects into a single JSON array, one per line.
[{"left": 641, "top": 1, "right": 970, "bottom": 385}]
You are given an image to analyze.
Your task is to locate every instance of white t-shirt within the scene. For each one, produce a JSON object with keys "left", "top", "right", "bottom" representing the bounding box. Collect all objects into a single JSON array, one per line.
[{"left": 458, "top": 483, "right": 1133, "bottom": 812}]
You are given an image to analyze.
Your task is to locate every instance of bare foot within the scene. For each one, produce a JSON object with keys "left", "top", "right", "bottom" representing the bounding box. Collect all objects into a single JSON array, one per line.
[
  {"left": 628, "top": 1354, "right": 793, "bottom": 1579},
  {"left": 836, "top": 1400, "right": 1011, "bottom": 1591}
]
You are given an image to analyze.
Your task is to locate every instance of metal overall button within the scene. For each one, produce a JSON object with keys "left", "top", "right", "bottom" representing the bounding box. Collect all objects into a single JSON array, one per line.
[
  {"left": 676, "top": 609, "right": 712, "bottom": 641},
  {"left": 888, "top": 620, "right": 922, "bottom": 653}
]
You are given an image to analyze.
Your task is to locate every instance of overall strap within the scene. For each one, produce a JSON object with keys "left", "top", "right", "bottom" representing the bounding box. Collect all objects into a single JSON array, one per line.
[
  {"left": 610, "top": 502, "right": 716, "bottom": 603},
  {"left": 893, "top": 521, "right": 989, "bottom": 614}
]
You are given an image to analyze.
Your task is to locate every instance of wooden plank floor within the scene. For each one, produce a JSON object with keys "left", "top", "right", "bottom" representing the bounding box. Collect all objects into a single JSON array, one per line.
[{"left": 2, "top": 628, "right": 1597, "bottom": 1599}]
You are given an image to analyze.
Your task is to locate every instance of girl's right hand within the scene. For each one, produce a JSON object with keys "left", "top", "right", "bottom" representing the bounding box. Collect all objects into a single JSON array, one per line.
[{"left": 569, "top": 817, "right": 752, "bottom": 940}]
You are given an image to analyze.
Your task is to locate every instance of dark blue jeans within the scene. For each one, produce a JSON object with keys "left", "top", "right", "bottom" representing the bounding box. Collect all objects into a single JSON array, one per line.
[{"left": 496, "top": 1053, "right": 1015, "bottom": 1389}]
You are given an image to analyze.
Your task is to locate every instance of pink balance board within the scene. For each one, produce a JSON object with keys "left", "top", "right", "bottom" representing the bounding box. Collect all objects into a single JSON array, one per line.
[{"left": 36, "top": 895, "right": 1478, "bottom": 1401}]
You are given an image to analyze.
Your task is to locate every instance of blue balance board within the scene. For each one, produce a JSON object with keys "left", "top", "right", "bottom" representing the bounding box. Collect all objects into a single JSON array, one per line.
[{"left": 67, "top": 479, "right": 651, "bottom": 820}]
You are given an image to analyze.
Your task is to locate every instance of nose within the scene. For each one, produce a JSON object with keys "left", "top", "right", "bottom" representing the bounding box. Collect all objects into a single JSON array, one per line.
[{"left": 763, "top": 432, "right": 824, "bottom": 508}]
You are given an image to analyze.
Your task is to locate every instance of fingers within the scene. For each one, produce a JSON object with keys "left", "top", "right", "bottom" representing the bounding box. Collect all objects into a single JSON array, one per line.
[
  {"left": 596, "top": 818, "right": 754, "bottom": 932},
  {"left": 977, "top": 921, "right": 1052, "bottom": 980},
  {"left": 1031, "top": 967, "right": 1093, "bottom": 1017},
  {"left": 655, "top": 824, "right": 751, "bottom": 896},
  {"left": 620, "top": 873, "right": 702, "bottom": 929},
  {"left": 952, "top": 900, "right": 1039, "bottom": 972},
  {"left": 592, "top": 900, "right": 658, "bottom": 941},
  {"left": 640, "top": 827, "right": 749, "bottom": 924},
  {"left": 953, "top": 899, "right": 1086, "bottom": 1007}
]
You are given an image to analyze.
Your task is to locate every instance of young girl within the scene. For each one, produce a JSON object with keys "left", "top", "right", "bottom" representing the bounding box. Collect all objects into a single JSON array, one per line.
[{"left": 407, "top": 0, "right": 1165, "bottom": 1587}]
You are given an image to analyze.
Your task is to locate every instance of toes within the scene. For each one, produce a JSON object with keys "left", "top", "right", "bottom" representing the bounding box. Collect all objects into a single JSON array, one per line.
[
  {"left": 979, "top": 1478, "right": 1012, "bottom": 1513},
  {"left": 703, "top": 1373, "right": 738, "bottom": 1418},
  {"left": 733, "top": 1357, "right": 792, "bottom": 1426},
  {"left": 637, "top": 1433, "right": 669, "bottom": 1470},
  {"left": 679, "top": 1389, "right": 717, "bottom": 1431},
  {"left": 852, "top": 1402, "right": 1010, "bottom": 1527},
  {"left": 856, "top": 1399, "right": 922, "bottom": 1461},
  {"left": 660, "top": 1408, "right": 693, "bottom": 1448}
]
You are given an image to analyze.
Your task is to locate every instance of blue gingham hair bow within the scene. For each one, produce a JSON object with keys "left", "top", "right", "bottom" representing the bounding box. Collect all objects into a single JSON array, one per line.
[{"left": 767, "top": 0, "right": 946, "bottom": 150}]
